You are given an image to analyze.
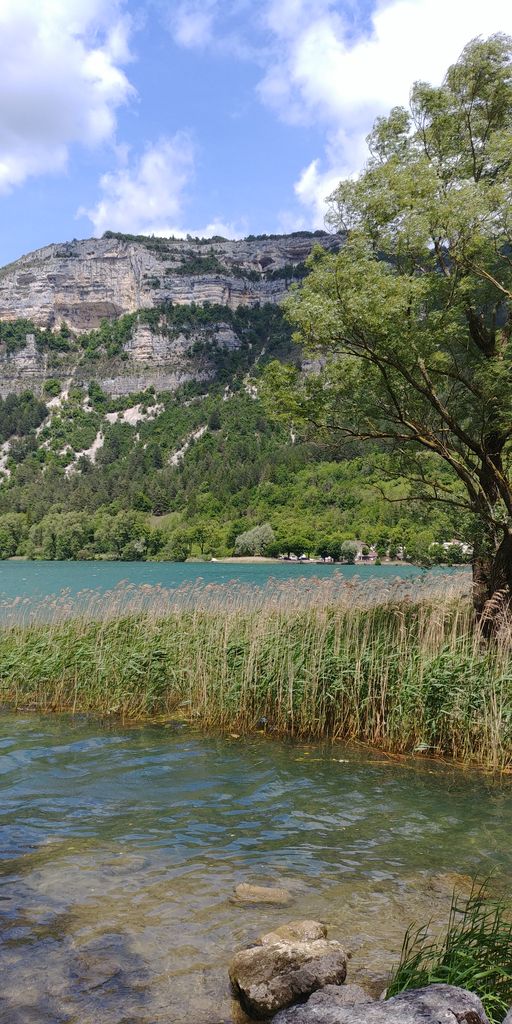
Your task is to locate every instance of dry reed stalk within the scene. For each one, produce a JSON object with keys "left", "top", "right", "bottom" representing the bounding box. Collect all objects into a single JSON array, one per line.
[{"left": 0, "top": 572, "right": 509, "bottom": 769}]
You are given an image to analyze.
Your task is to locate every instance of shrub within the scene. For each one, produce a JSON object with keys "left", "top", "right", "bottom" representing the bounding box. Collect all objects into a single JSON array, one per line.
[
  {"left": 208, "top": 408, "right": 222, "bottom": 431},
  {"left": 43, "top": 379, "right": 61, "bottom": 397},
  {"left": 0, "top": 391, "right": 48, "bottom": 442}
]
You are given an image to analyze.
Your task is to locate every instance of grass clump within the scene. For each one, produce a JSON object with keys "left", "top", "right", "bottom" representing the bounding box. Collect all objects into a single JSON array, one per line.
[{"left": 388, "top": 885, "right": 512, "bottom": 1024}]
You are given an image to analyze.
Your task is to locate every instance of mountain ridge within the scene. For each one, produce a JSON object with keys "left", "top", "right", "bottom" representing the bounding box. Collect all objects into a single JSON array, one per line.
[
  {"left": 0, "top": 230, "right": 340, "bottom": 398},
  {"left": 0, "top": 230, "right": 463, "bottom": 562},
  {"left": 0, "top": 230, "right": 341, "bottom": 331}
]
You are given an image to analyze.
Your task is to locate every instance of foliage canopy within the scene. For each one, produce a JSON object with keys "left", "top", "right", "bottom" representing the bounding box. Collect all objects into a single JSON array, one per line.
[{"left": 265, "top": 34, "right": 512, "bottom": 624}]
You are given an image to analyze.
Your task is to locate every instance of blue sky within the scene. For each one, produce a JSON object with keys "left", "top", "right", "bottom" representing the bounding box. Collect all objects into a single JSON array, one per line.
[{"left": 1, "top": 0, "right": 511, "bottom": 265}]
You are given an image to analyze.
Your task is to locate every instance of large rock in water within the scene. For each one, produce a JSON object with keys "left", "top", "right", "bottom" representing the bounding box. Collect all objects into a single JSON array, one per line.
[
  {"left": 229, "top": 922, "right": 347, "bottom": 1019},
  {"left": 272, "top": 983, "right": 489, "bottom": 1023}
]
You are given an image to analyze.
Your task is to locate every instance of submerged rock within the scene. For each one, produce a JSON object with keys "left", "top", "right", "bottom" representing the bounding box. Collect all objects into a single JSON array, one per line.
[
  {"left": 426, "top": 872, "right": 476, "bottom": 898},
  {"left": 260, "top": 922, "right": 327, "bottom": 945},
  {"left": 232, "top": 883, "right": 293, "bottom": 906},
  {"left": 272, "top": 983, "right": 489, "bottom": 1023},
  {"left": 229, "top": 925, "right": 347, "bottom": 1019}
]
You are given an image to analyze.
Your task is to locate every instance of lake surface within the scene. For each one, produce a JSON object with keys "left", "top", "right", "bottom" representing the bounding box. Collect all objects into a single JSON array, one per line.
[
  {"left": 0, "top": 561, "right": 467, "bottom": 623},
  {"left": 0, "top": 559, "right": 432, "bottom": 600},
  {"left": 0, "top": 714, "right": 510, "bottom": 1024}
]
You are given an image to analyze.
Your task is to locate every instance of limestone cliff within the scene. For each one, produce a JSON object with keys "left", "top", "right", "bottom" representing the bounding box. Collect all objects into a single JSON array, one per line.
[
  {"left": 0, "top": 231, "right": 341, "bottom": 397},
  {"left": 0, "top": 232, "right": 340, "bottom": 331}
]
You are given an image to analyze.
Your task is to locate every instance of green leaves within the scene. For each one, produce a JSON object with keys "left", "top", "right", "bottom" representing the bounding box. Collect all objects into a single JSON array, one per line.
[{"left": 268, "top": 34, "right": 512, "bottom": 598}]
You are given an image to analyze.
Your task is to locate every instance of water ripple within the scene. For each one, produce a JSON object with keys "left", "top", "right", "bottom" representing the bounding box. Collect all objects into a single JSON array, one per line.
[{"left": 0, "top": 713, "right": 510, "bottom": 1024}]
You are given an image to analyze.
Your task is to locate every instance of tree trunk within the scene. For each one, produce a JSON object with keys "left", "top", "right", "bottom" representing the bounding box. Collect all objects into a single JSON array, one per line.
[{"left": 472, "top": 530, "right": 512, "bottom": 636}]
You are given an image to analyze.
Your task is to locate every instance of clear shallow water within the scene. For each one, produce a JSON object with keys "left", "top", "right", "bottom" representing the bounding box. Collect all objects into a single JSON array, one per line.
[{"left": 0, "top": 714, "right": 510, "bottom": 1024}]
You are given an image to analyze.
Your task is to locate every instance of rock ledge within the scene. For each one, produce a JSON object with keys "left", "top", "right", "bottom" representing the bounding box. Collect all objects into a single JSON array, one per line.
[{"left": 272, "top": 982, "right": 490, "bottom": 1023}]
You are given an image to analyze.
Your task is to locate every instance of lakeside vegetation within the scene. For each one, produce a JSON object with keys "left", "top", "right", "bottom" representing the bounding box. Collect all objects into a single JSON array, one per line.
[
  {"left": 266, "top": 34, "right": 512, "bottom": 632},
  {"left": 0, "top": 41, "right": 510, "bottom": 767},
  {"left": 389, "top": 886, "right": 512, "bottom": 1024},
  {"left": 1, "top": 576, "right": 509, "bottom": 771}
]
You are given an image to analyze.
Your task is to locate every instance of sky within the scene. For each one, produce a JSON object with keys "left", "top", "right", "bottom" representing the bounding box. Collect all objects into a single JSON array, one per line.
[{"left": 1, "top": 0, "right": 511, "bottom": 265}]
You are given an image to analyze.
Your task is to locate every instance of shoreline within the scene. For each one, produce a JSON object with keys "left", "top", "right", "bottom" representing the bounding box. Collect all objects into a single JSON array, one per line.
[
  {"left": 0, "top": 588, "right": 508, "bottom": 772},
  {"left": 213, "top": 556, "right": 414, "bottom": 566},
  {"left": 4, "top": 555, "right": 465, "bottom": 569},
  {"left": 1, "top": 703, "right": 507, "bottom": 777}
]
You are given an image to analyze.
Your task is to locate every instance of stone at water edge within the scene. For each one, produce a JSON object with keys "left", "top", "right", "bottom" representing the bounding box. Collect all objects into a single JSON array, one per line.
[
  {"left": 259, "top": 921, "right": 327, "bottom": 945},
  {"left": 232, "top": 883, "right": 293, "bottom": 906},
  {"left": 272, "top": 983, "right": 490, "bottom": 1023},
  {"left": 229, "top": 935, "right": 348, "bottom": 1019}
]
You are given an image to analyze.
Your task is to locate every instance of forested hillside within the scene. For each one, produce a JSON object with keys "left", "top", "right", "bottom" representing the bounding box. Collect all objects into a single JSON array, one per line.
[
  {"left": 0, "top": 232, "right": 471, "bottom": 562},
  {"left": 0, "top": 331, "right": 466, "bottom": 562}
]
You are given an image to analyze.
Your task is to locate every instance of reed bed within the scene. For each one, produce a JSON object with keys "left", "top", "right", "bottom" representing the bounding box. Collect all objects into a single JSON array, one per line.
[
  {"left": 0, "top": 572, "right": 510, "bottom": 770},
  {"left": 0, "top": 568, "right": 471, "bottom": 625}
]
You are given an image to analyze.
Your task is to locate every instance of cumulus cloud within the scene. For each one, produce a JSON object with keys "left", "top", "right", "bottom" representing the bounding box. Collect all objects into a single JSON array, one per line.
[
  {"left": 294, "top": 159, "right": 342, "bottom": 225},
  {"left": 0, "top": 0, "right": 134, "bottom": 193},
  {"left": 80, "top": 134, "right": 243, "bottom": 239},
  {"left": 260, "top": 0, "right": 512, "bottom": 222},
  {"left": 167, "top": 0, "right": 512, "bottom": 226},
  {"left": 79, "top": 134, "right": 196, "bottom": 236}
]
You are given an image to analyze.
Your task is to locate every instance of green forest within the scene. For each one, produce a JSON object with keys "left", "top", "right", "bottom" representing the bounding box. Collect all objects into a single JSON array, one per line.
[{"left": 0, "top": 301, "right": 469, "bottom": 563}]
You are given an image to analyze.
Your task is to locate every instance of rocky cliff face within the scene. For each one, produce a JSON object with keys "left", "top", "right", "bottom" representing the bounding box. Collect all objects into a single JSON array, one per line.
[
  {"left": 94, "top": 321, "right": 236, "bottom": 397},
  {"left": 0, "top": 231, "right": 341, "bottom": 397},
  {"left": 0, "top": 232, "right": 340, "bottom": 331}
]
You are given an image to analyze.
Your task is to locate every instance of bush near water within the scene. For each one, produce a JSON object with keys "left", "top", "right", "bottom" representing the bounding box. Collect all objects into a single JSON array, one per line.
[{"left": 388, "top": 885, "right": 512, "bottom": 1024}]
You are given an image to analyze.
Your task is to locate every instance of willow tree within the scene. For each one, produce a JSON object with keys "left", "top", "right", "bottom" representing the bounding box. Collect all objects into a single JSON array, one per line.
[{"left": 265, "top": 35, "right": 512, "bottom": 630}]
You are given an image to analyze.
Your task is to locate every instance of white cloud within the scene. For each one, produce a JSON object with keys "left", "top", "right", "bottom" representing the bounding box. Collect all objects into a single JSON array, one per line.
[
  {"left": 0, "top": 0, "right": 134, "bottom": 193},
  {"left": 260, "top": 0, "right": 512, "bottom": 129},
  {"left": 80, "top": 134, "right": 196, "bottom": 236},
  {"left": 259, "top": 0, "right": 512, "bottom": 222},
  {"left": 197, "top": 218, "right": 245, "bottom": 239},
  {"left": 164, "top": 0, "right": 264, "bottom": 61},
  {"left": 80, "top": 134, "right": 244, "bottom": 239},
  {"left": 167, "top": 0, "right": 512, "bottom": 227},
  {"left": 294, "top": 159, "right": 342, "bottom": 224},
  {"left": 169, "top": 2, "right": 217, "bottom": 49}
]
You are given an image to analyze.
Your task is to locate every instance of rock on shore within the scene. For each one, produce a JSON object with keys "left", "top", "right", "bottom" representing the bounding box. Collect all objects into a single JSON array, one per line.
[
  {"left": 229, "top": 921, "right": 347, "bottom": 1019},
  {"left": 272, "top": 983, "right": 490, "bottom": 1023}
]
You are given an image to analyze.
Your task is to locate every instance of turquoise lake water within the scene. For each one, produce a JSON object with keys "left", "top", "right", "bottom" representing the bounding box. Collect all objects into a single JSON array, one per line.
[
  {"left": 0, "top": 563, "right": 488, "bottom": 1021},
  {"left": 0, "top": 559, "right": 428, "bottom": 600},
  {"left": 0, "top": 714, "right": 509, "bottom": 1023},
  {"left": 0, "top": 561, "right": 467, "bottom": 623}
]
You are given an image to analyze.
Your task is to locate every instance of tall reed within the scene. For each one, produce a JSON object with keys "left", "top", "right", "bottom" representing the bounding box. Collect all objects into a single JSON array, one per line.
[{"left": 0, "top": 574, "right": 510, "bottom": 770}]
